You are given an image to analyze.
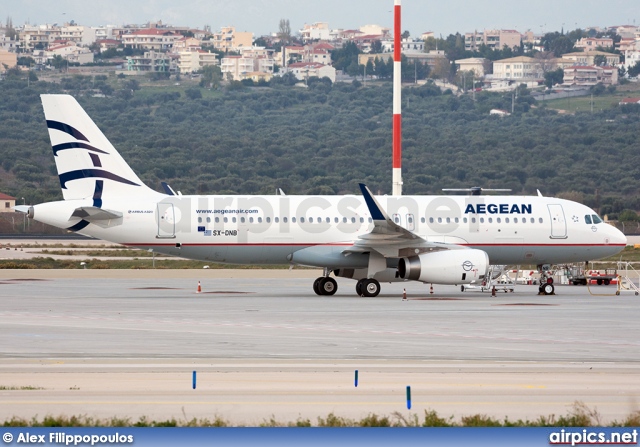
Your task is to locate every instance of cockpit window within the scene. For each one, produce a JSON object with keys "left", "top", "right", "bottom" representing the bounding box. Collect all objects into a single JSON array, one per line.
[
  {"left": 585, "top": 215, "right": 592, "bottom": 224},
  {"left": 592, "top": 214, "right": 602, "bottom": 224}
]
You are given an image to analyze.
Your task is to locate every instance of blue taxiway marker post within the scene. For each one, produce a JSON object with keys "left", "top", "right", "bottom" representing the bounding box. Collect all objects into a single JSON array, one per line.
[
  {"left": 355, "top": 370, "right": 358, "bottom": 387},
  {"left": 406, "top": 386, "right": 411, "bottom": 409},
  {"left": 192, "top": 371, "right": 196, "bottom": 389}
]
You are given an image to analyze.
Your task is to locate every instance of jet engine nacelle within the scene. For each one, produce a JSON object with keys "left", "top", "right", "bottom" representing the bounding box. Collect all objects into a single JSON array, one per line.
[{"left": 398, "top": 249, "right": 489, "bottom": 285}]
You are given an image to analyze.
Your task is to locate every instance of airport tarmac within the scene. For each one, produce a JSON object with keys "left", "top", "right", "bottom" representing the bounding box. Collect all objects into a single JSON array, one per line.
[{"left": 0, "top": 269, "right": 639, "bottom": 425}]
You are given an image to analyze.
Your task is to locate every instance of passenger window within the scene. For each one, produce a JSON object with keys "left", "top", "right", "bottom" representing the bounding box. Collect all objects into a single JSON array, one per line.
[
  {"left": 446, "top": 217, "right": 450, "bottom": 223},
  {"left": 249, "top": 217, "right": 254, "bottom": 223},
  {"left": 343, "top": 217, "right": 347, "bottom": 223},
  {"left": 471, "top": 217, "right": 475, "bottom": 223},
  {"left": 455, "top": 217, "right": 459, "bottom": 223},
  {"left": 215, "top": 217, "right": 220, "bottom": 223},
  {"left": 513, "top": 218, "right": 517, "bottom": 223},
  {"left": 283, "top": 217, "right": 287, "bottom": 223},
  {"left": 265, "top": 217, "right": 270, "bottom": 223},
  {"left": 258, "top": 217, "right": 262, "bottom": 223},
  {"left": 351, "top": 217, "right": 356, "bottom": 223},
  {"left": 530, "top": 218, "right": 534, "bottom": 223},
  {"left": 224, "top": 217, "right": 228, "bottom": 223},
  {"left": 488, "top": 218, "right": 493, "bottom": 223},
  {"left": 429, "top": 217, "right": 434, "bottom": 223},
  {"left": 585, "top": 215, "right": 592, "bottom": 224},
  {"left": 335, "top": 217, "right": 339, "bottom": 223},
  {"left": 504, "top": 218, "right": 508, "bottom": 223},
  {"left": 463, "top": 217, "right": 468, "bottom": 223},
  {"left": 368, "top": 218, "right": 372, "bottom": 223},
  {"left": 437, "top": 217, "right": 442, "bottom": 223},
  {"left": 275, "top": 217, "right": 279, "bottom": 223},
  {"left": 539, "top": 218, "right": 543, "bottom": 223},
  {"left": 480, "top": 218, "right": 484, "bottom": 223},
  {"left": 198, "top": 217, "right": 202, "bottom": 223},
  {"left": 232, "top": 217, "right": 237, "bottom": 223},
  {"left": 300, "top": 217, "right": 305, "bottom": 223},
  {"left": 240, "top": 217, "right": 245, "bottom": 223},
  {"left": 206, "top": 217, "right": 211, "bottom": 223},
  {"left": 360, "top": 217, "right": 364, "bottom": 223},
  {"left": 326, "top": 217, "right": 330, "bottom": 223},
  {"left": 421, "top": 217, "right": 425, "bottom": 223},
  {"left": 292, "top": 217, "right": 297, "bottom": 223}
]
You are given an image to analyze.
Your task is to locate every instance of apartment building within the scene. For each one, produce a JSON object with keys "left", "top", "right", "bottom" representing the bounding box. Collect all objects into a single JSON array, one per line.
[
  {"left": 575, "top": 37, "right": 614, "bottom": 51},
  {"left": 59, "top": 25, "right": 96, "bottom": 47},
  {"left": 220, "top": 46, "right": 274, "bottom": 80},
  {"left": 454, "top": 57, "right": 488, "bottom": 77},
  {"left": 287, "top": 62, "right": 336, "bottom": 83},
  {"left": 465, "top": 29, "right": 521, "bottom": 51},
  {"left": 126, "top": 51, "right": 176, "bottom": 72},
  {"left": 178, "top": 50, "right": 218, "bottom": 73},
  {"left": 562, "top": 51, "right": 620, "bottom": 66},
  {"left": 492, "top": 56, "right": 543, "bottom": 80},
  {"left": 563, "top": 65, "right": 618, "bottom": 86},
  {"left": 47, "top": 42, "right": 94, "bottom": 64},
  {"left": 122, "top": 28, "right": 180, "bottom": 51},
  {"left": 0, "top": 34, "right": 18, "bottom": 52},
  {"left": 381, "top": 37, "right": 425, "bottom": 54},
  {"left": 300, "top": 22, "right": 331, "bottom": 42},
  {"left": 211, "top": 26, "right": 253, "bottom": 52},
  {"left": 173, "top": 37, "right": 201, "bottom": 52},
  {"left": 19, "top": 24, "right": 60, "bottom": 50}
]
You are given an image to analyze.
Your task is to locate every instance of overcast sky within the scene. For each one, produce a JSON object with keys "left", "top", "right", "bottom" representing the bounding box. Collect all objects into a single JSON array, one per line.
[{"left": 4, "top": 0, "right": 638, "bottom": 36}]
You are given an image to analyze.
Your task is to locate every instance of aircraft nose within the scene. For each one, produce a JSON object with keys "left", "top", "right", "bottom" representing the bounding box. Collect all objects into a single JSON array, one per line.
[{"left": 608, "top": 224, "right": 627, "bottom": 246}]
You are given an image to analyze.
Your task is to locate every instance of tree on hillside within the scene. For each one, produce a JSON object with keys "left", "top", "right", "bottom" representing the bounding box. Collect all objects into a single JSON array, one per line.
[
  {"left": 541, "top": 32, "right": 575, "bottom": 57},
  {"left": 277, "top": 19, "right": 292, "bottom": 45},
  {"left": 199, "top": 64, "right": 222, "bottom": 89},
  {"left": 544, "top": 67, "right": 564, "bottom": 88},
  {"left": 628, "top": 61, "right": 640, "bottom": 78},
  {"left": 331, "top": 41, "right": 360, "bottom": 72}
]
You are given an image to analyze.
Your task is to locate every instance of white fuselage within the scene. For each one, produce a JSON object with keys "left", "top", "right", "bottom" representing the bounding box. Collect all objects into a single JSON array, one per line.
[{"left": 32, "top": 193, "right": 627, "bottom": 268}]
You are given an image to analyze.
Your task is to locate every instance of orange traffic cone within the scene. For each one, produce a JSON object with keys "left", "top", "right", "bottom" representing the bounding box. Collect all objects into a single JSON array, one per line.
[
  {"left": 402, "top": 288, "right": 407, "bottom": 301},
  {"left": 197, "top": 281, "right": 202, "bottom": 294}
]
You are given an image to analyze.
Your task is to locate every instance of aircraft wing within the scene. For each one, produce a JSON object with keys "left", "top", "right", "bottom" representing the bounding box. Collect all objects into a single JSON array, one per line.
[{"left": 352, "top": 184, "right": 462, "bottom": 258}]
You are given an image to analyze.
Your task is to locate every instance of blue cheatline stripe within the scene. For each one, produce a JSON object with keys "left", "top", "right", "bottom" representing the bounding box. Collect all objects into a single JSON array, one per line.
[
  {"left": 58, "top": 169, "right": 140, "bottom": 189},
  {"left": 46, "top": 120, "right": 89, "bottom": 142},
  {"left": 89, "top": 153, "right": 102, "bottom": 167},
  {"left": 67, "top": 219, "right": 90, "bottom": 232},
  {"left": 92, "top": 180, "right": 104, "bottom": 208},
  {"left": 359, "top": 183, "right": 385, "bottom": 221},
  {"left": 52, "top": 142, "right": 109, "bottom": 156}
]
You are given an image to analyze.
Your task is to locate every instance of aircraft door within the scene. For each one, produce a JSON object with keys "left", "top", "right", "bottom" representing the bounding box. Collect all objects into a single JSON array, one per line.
[
  {"left": 547, "top": 204, "right": 567, "bottom": 239},
  {"left": 157, "top": 203, "right": 176, "bottom": 238}
]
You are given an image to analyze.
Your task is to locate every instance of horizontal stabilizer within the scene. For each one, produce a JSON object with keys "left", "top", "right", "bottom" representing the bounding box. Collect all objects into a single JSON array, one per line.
[{"left": 71, "top": 206, "right": 122, "bottom": 221}]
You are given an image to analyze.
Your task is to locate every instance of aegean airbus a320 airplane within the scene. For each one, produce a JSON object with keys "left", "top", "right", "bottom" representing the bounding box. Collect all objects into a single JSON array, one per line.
[{"left": 18, "top": 94, "right": 627, "bottom": 296}]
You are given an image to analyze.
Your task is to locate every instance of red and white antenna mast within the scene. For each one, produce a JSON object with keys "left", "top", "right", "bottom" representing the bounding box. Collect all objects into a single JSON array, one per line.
[{"left": 392, "top": 0, "right": 403, "bottom": 196}]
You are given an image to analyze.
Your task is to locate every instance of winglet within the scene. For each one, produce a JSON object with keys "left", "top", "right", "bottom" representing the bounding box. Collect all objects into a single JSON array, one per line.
[{"left": 358, "top": 183, "right": 387, "bottom": 221}]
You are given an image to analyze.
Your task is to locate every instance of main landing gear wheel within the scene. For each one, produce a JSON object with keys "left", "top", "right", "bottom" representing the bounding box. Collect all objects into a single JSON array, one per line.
[
  {"left": 355, "top": 280, "right": 363, "bottom": 297},
  {"left": 315, "top": 277, "right": 337, "bottom": 296},
  {"left": 542, "top": 283, "right": 555, "bottom": 295},
  {"left": 361, "top": 278, "right": 381, "bottom": 297},
  {"left": 313, "top": 278, "right": 322, "bottom": 295}
]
